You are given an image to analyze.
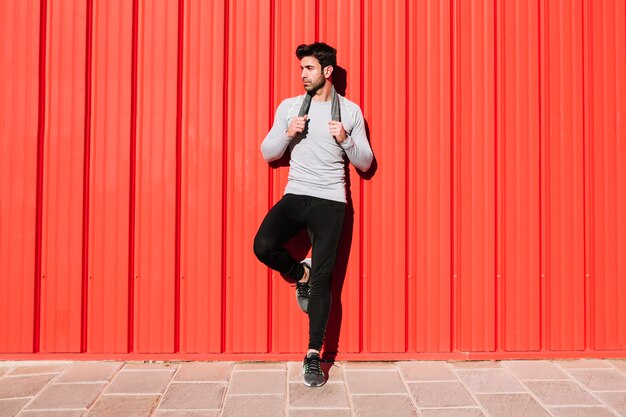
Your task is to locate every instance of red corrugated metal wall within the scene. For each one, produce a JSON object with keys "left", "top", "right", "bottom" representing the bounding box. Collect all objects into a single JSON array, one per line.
[{"left": 1, "top": 0, "right": 625, "bottom": 360}]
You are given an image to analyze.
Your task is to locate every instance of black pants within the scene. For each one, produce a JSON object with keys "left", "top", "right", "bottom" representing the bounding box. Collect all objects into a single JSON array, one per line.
[{"left": 253, "top": 193, "right": 346, "bottom": 350}]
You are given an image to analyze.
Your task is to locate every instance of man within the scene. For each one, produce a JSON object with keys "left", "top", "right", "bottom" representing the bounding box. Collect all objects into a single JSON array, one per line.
[{"left": 253, "top": 42, "right": 373, "bottom": 387}]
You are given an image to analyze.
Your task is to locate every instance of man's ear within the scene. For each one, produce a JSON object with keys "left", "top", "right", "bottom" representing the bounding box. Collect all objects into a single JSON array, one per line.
[{"left": 324, "top": 65, "right": 334, "bottom": 79}]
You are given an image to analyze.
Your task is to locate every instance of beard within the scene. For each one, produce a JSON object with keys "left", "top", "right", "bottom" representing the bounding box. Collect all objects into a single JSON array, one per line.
[{"left": 303, "top": 76, "right": 326, "bottom": 94}]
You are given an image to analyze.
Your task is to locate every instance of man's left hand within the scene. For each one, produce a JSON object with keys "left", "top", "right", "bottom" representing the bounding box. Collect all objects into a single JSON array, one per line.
[{"left": 328, "top": 121, "right": 347, "bottom": 143}]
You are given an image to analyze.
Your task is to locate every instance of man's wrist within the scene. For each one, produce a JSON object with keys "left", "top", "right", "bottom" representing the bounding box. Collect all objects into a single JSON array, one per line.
[{"left": 339, "top": 135, "right": 354, "bottom": 149}]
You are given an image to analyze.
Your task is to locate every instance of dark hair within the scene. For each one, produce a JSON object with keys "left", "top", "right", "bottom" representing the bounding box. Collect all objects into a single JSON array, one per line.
[{"left": 295, "top": 42, "right": 337, "bottom": 70}]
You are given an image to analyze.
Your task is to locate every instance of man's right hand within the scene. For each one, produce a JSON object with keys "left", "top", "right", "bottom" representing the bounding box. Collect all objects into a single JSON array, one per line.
[{"left": 286, "top": 115, "right": 308, "bottom": 139}]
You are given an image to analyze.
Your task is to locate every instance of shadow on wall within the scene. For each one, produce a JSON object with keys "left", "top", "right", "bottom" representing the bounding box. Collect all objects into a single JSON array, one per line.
[{"left": 271, "top": 65, "right": 378, "bottom": 360}]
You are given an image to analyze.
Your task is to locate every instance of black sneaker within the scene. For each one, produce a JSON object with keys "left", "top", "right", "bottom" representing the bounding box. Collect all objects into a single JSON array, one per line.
[
  {"left": 294, "top": 258, "right": 311, "bottom": 313},
  {"left": 302, "top": 352, "right": 326, "bottom": 387}
]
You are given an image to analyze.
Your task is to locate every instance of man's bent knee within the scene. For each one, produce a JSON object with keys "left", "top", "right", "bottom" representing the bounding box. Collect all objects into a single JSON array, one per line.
[{"left": 253, "top": 235, "right": 274, "bottom": 263}]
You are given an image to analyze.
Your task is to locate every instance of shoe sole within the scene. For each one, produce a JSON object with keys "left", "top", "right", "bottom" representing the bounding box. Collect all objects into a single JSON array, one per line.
[
  {"left": 303, "top": 379, "right": 326, "bottom": 387},
  {"left": 296, "top": 291, "right": 308, "bottom": 313},
  {"left": 296, "top": 258, "right": 312, "bottom": 313}
]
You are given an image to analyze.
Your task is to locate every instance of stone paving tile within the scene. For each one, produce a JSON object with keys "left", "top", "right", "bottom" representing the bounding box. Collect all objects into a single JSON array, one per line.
[
  {"left": 289, "top": 382, "right": 349, "bottom": 408},
  {"left": 0, "top": 368, "right": 10, "bottom": 377},
  {"left": 228, "top": 371, "right": 286, "bottom": 395},
  {"left": 547, "top": 406, "right": 618, "bottom": 417},
  {"left": 25, "top": 383, "right": 106, "bottom": 410},
  {"left": 398, "top": 361, "right": 458, "bottom": 381},
  {"left": 289, "top": 410, "right": 352, "bottom": 417},
  {"left": 159, "top": 383, "right": 226, "bottom": 410},
  {"left": 154, "top": 412, "right": 219, "bottom": 417},
  {"left": 524, "top": 380, "right": 599, "bottom": 405},
  {"left": 19, "top": 411, "right": 84, "bottom": 417},
  {"left": 232, "top": 362, "right": 286, "bottom": 371},
  {"left": 351, "top": 395, "right": 418, "bottom": 417},
  {"left": 288, "top": 361, "right": 344, "bottom": 382},
  {"left": 7, "top": 365, "right": 68, "bottom": 376},
  {"left": 0, "top": 374, "right": 56, "bottom": 398},
  {"left": 449, "top": 361, "right": 501, "bottom": 369},
  {"left": 610, "top": 360, "right": 626, "bottom": 372},
  {"left": 344, "top": 370, "right": 408, "bottom": 394},
  {"left": 342, "top": 362, "right": 397, "bottom": 370},
  {"left": 456, "top": 369, "right": 525, "bottom": 393},
  {"left": 568, "top": 369, "right": 626, "bottom": 391},
  {"left": 408, "top": 382, "right": 476, "bottom": 407},
  {"left": 503, "top": 360, "right": 569, "bottom": 380},
  {"left": 123, "top": 362, "right": 178, "bottom": 371},
  {"left": 556, "top": 360, "right": 613, "bottom": 369},
  {"left": 87, "top": 394, "right": 160, "bottom": 417},
  {"left": 56, "top": 362, "right": 122, "bottom": 383},
  {"left": 105, "top": 370, "right": 174, "bottom": 394},
  {"left": 173, "top": 362, "right": 233, "bottom": 382},
  {"left": 475, "top": 393, "right": 551, "bottom": 417},
  {"left": 221, "top": 395, "right": 285, "bottom": 417},
  {"left": 420, "top": 409, "right": 486, "bottom": 417},
  {"left": 596, "top": 391, "right": 626, "bottom": 417},
  {"left": 0, "top": 398, "right": 29, "bottom": 417}
]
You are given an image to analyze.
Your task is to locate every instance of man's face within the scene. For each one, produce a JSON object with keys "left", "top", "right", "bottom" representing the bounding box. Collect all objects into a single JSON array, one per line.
[{"left": 300, "top": 56, "right": 328, "bottom": 93}]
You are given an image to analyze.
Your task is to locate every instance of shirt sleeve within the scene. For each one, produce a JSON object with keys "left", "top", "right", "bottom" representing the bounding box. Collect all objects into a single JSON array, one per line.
[
  {"left": 340, "top": 104, "right": 373, "bottom": 172},
  {"left": 260, "top": 99, "right": 292, "bottom": 162}
]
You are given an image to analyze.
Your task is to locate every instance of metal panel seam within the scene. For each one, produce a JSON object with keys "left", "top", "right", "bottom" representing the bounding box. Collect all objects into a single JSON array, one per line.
[
  {"left": 128, "top": 0, "right": 139, "bottom": 353},
  {"left": 220, "top": 0, "right": 230, "bottom": 354},
  {"left": 580, "top": 0, "right": 591, "bottom": 349},
  {"left": 493, "top": 0, "right": 500, "bottom": 352},
  {"left": 81, "top": 0, "right": 94, "bottom": 353},
  {"left": 538, "top": 0, "right": 545, "bottom": 351},
  {"left": 315, "top": 0, "right": 320, "bottom": 41},
  {"left": 174, "top": 0, "right": 185, "bottom": 353},
  {"left": 359, "top": 0, "right": 365, "bottom": 353},
  {"left": 267, "top": 0, "right": 276, "bottom": 354},
  {"left": 404, "top": 0, "right": 410, "bottom": 353},
  {"left": 450, "top": 0, "right": 459, "bottom": 353},
  {"left": 34, "top": 0, "right": 49, "bottom": 353}
]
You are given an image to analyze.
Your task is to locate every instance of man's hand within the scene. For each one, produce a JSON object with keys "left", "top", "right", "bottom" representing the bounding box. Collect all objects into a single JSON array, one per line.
[
  {"left": 286, "top": 115, "right": 308, "bottom": 139},
  {"left": 328, "top": 121, "right": 347, "bottom": 143}
]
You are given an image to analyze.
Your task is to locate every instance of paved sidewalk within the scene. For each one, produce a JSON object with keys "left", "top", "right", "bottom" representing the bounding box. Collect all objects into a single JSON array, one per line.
[{"left": 1, "top": 359, "right": 625, "bottom": 417}]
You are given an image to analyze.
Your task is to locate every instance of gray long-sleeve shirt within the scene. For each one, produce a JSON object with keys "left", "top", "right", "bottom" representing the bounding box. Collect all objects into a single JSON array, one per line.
[{"left": 261, "top": 94, "right": 373, "bottom": 203}]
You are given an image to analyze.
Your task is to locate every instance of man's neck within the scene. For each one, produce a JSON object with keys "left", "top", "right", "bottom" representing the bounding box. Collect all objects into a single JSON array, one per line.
[{"left": 311, "top": 82, "right": 333, "bottom": 102}]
